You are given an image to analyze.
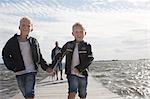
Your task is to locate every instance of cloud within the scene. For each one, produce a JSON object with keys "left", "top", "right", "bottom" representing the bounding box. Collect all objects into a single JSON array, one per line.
[
  {"left": 0, "top": 0, "right": 150, "bottom": 61},
  {"left": 122, "top": 39, "right": 149, "bottom": 48},
  {"left": 0, "top": 0, "right": 149, "bottom": 16},
  {"left": 116, "top": 28, "right": 150, "bottom": 50}
]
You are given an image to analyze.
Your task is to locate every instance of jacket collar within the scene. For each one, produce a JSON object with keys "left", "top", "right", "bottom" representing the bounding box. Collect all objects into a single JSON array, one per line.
[
  {"left": 14, "top": 33, "right": 30, "bottom": 39},
  {"left": 73, "top": 40, "right": 85, "bottom": 50},
  {"left": 73, "top": 39, "right": 84, "bottom": 44}
]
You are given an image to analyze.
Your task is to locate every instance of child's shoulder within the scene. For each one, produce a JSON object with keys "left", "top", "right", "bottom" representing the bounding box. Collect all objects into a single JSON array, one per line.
[
  {"left": 64, "top": 40, "right": 74, "bottom": 46},
  {"left": 65, "top": 41, "right": 74, "bottom": 47},
  {"left": 28, "top": 37, "right": 39, "bottom": 44},
  {"left": 7, "top": 34, "right": 18, "bottom": 42},
  {"left": 66, "top": 40, "right": 74, "bottom": 44},
  {"left": 29, "top": 36, "right": 39, "bottom": 41},
  {"left": 83, "top": 41, "right": 91, "bottom": 46}
]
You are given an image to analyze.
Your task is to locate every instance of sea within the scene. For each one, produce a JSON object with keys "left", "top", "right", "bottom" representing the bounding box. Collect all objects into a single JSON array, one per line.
[
  {"left": 90, "top": 60, "right": 150, "bottom": 99},
  {"left": 0, "top": 60, "right": 150, "bottom": 99}
]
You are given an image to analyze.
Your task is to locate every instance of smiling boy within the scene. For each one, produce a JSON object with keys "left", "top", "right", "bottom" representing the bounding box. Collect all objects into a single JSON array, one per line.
[
  {"left": 2, "top": 17, "right": 53, "bottom": 99},
  {"left": 51, "top": 22, "right": 94, "bottom": 99}
]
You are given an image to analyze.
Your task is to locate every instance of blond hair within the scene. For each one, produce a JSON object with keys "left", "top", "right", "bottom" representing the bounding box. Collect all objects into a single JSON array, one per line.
[
  {"left": 20, "top": 17, "right": 32, "bottom": 25},
  {"left": 72, "top": 22, "right": 85, "bottom": 32}
]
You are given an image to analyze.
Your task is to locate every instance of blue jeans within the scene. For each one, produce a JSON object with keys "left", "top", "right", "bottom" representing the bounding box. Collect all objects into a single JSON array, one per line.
[
  {"left": 16, "top": 72, "right": 36, "bottom": 98},
  {"left": 67, "top": 74, "right": 88, "bottom": 98}
]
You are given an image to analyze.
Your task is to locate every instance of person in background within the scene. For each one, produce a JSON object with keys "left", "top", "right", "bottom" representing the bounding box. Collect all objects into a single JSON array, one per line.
[
  {"left": 51, "top": 22, "right": 94, "bottom": 99},
  {"left": 2, "top": 17, "right": 53, "bottom": 99},
  {"left": 51, "top": 41, "right": 63, "bottom": 80}
]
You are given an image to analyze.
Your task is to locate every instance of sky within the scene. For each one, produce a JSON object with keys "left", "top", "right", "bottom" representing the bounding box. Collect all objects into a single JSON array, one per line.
[{"left": 0, "top": 0, "right": 150, "bottom": 63}]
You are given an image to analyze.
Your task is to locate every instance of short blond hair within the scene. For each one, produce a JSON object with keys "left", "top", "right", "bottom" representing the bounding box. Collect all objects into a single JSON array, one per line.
[
  {"left": 72, "top": 22, "right": 85, "bottom": 32},
  {"left": 20, "top": 17, "right": 32, "bottom": 25},
  {"left": 19, "top": 17, "right": 33, "bottom": 31}
]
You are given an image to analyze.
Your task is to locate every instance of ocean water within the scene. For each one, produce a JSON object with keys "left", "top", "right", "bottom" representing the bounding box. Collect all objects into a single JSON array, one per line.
[
  {"left": 0, "top": 60, "right": 150, "bottom": 99},
  {"left": 90, "top": 60, "right": 150, "bottom": 99}
]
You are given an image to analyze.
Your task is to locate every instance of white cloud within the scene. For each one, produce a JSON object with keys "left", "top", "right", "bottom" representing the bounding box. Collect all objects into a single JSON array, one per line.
[{"left": 0, "top": 0, "right": 150, "bottom": 62}]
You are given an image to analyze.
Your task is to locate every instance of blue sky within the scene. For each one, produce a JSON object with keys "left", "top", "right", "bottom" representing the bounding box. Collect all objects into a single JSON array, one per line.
[{"left": 0, "top": 0, "right": 150, "bottom": 63}]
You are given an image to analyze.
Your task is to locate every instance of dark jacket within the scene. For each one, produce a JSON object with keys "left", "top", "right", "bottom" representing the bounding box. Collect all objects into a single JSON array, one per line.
[
  {"left": 51, "top": 47, "right": 62, "bottom": 60},
  {"left": 52, "top": 40, "right": 94, "bottom": 76},
  {"left": 2, "top": 34, "right": 49, "bottom": 72},
  {"left": 51, "top": 46, "right": 62, "bottom": 68}
]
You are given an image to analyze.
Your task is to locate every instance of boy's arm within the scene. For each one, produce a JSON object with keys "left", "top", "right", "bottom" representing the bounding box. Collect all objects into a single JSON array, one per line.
[
  {"left": 75, "top": 44, "right": 94, "bottom": 72},
  {"left": 39, "top": 52, "right": 49, "bottom": 71},
  {"left": 33, "top": 39, "right": 50, "bottom": 71},
  {"left": 2, "top": 40, "right": 15, "bottom": 71}
]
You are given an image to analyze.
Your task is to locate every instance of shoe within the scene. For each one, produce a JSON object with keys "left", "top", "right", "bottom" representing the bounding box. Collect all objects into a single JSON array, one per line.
[{"left": 60, "top": 78, "right": 63, "bottom": 80}]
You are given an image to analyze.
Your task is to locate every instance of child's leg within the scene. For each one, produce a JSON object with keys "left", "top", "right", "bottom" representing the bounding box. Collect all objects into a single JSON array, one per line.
[
  {"left": 60, "top": 70, "right": 63, "bottom": 80},
  {"left": 24, "top": 72, "right": 36, "bottom": 99},
  {"left": 68, "top": 92, "right": 76, "bottom": 99},
  {"left": 67, "top": 75, "right": 78, "bottom": 99},
  {"left": 16, "top": 74, "right": 26, "bottom": 97},
  {"left": 55, "top": 70, "right": 58, "bottom": 80},
  {"left": 78, "top": 77, "right": 88, "bottom": 99}
]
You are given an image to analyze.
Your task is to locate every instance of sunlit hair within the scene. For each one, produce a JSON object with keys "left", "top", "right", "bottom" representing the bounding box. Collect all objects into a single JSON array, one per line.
[
  {"left": 72, "top": 22, "right": 85, "bottom": 32},
  {"left": 20, "top": 16, "right": 32, "bottom": 25},
  {"left": 19, "top": 16, "right": 33, "bottom": 31}
]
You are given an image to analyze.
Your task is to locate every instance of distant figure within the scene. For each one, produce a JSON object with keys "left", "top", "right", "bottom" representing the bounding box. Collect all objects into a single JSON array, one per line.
[
  {"left": 2, "top": 17, "right": 53, "bottom": 99},
  {"left": 51, "top": 41, "right": 63, "bottom": 80},
  {"left": 51, "top": 23, "right": 94, "bottom": 99}
]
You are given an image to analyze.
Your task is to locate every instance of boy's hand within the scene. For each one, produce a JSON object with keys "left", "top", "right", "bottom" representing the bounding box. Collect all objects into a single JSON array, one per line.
[
  {"left": 46, "top": 68, "right": 55, "bottom": 76},
  {"left": 74, "top": 68, "right": 80, "bottom": 74}
]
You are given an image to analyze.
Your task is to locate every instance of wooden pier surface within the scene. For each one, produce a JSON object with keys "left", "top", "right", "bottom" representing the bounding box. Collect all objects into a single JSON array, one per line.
[{"left": 11, "top": 74, "right": 123, "bottom": 99}]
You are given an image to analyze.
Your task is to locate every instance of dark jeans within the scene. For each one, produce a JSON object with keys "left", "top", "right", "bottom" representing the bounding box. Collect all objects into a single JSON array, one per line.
[{"left": 16, "top": 72, "right": 36, "bottom": 98}]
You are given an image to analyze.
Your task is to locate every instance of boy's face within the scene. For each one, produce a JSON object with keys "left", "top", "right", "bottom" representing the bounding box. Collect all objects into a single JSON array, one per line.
[
  {"left": 72, "top": 26, "right": 86, "bottom": 42},
  {"left": 19, "top": 19, "right": 32, "bottom": 36}
]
